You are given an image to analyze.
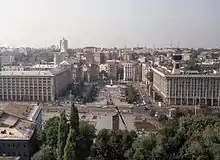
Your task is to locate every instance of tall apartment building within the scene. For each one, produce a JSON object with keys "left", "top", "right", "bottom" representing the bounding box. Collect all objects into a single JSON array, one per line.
[
  {"left": 0, "top": 103, "right": 42, "bottom": 160},
  {"left": 122, "top": 61, "right": 137, "bottom": 81},
  {"left": 0, "top": 68, "right": 72, "bottom": 102},
  {"left": 89, "top": 64, "right": 100, "bottom": 81},
  {"left": 60, "top": 38, "right": 68, "bottom": 53},
  {"left": 106, "top": 60, "right": 119, "bottom": 80},
  {"left": 152, "top": 53, "right": 220, "bottom": 106}
]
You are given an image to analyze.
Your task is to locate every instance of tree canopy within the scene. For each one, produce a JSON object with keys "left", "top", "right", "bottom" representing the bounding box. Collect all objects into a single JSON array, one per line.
[
  {"left": 70, "top": 103, "right": 79, "bottom": 135},
  {"left": 31, "top": 145, "right": 56, "bottom": 160},
  {"left": 57, "top": 111, "right": 68, "bottom": 160},
  {"left": 35, "top": 108, "right": 220, "bottom": 160},
  {"left": 37, "top": 108, "right": 96, "bottom": 160},
  {"left": 130, "top": 115, "right": 220, "bottom": 160},
  {"left": 125, "top": 85, "right": 139, "bottom": 104},
  {"left": 40, "top": 116, "right": 59, "bottom": 151}
]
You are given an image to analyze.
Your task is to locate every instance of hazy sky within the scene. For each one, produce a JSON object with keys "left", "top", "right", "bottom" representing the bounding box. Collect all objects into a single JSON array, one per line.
[{"left": 0, "top": 0, "right": 220, "bottom": 48}]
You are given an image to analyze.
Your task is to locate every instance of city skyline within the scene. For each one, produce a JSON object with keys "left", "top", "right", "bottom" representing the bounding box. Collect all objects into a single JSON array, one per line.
[{"left": 0, "top": 0, "right": 220, "bottom": 48}]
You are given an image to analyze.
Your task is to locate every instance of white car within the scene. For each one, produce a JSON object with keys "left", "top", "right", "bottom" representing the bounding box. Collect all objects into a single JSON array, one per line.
[{"left": 102, "top": 106, "right": 108, "bottom": 109}]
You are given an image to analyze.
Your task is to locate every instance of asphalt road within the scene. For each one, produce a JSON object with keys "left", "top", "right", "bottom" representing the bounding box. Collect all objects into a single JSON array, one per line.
[
  {"left": 133, "top": 83, "right": 169, "bottom": 115},
  {"left": 43, "top": 83, "right": 169, "bottom": 115}
]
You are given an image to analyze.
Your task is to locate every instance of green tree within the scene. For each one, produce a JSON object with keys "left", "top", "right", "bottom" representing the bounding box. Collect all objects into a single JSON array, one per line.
[
  {"left": 125, "top": 85, "right": 138, "bottom": 104},
  {"left": 77, "top": 121, "right": 96, "bottom": 160},
  {"left": 149, "top": 109, "right": 156, "bottom": 117},
  {"left": 108, "top": 130, "right": 125, "bottom": 160},
  {"left": 185, "top": 59, "right": 200, "bottom": 71},
  {"left": 91, "top": 129, "right": 111, "bottom": 160},
  {"left": 122, "top": 130, "right": 137, "bottom": 159},
  {"left": 40, "top": 116, "right": 59, "bottom": 151},
  {"left": 32, "top": 145, "right": 56, "bottom": 160},
  {"left": 132, "top": 135, "right": 157, "bottom": 160},
  {"left": 70, "top": 103, "right": 79, "bottom": 135},
  {"left": 91, "top": 129, "right": 137, "bottom": 160},
  {"left": 63, "top": 128, "right": 76, "bottom": 160},
  {"left": 122, "top": 130, "right": 137, "bottom": 153},
  {"left": 157, "top": 114, "right": 168, "bottom": 125},
  {"left": 127, "top": 115, "right": 220, "bottom": 160},
  {"left": 57, "top": 111, "right": 69, "bottom": 160}
]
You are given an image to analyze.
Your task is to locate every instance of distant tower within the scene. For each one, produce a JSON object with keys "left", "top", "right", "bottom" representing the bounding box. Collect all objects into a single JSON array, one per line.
[
  {"left": 60, "top": 38, "right": 68, "bottom": 53},
  {"left": 172, "top": 50, "right": 183, "bottom": 74}
]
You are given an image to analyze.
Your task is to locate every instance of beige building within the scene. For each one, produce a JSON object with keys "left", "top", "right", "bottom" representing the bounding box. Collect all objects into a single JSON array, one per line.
[
  {"left": 152, "top": 67, "right": 220, "bottom": 106},
  {"left": 0, "top": 68, "right": 72, "bottom": 102}
]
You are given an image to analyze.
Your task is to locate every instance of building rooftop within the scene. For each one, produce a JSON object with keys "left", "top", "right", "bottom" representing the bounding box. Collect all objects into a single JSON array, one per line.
[
  {"left": 0, "top": 103, "right": 42, "bottom": 122},
  {"left": 1, "top": 104, "right": 32, "bottom": 119},
  {"left": 31, "top": 64, "right": 58, "bottom": 69},
  {"left": 0, "top": 156, "right": 20, "bottom": 160},
  {"left": 79, "top": 112, "right": 135, "bottom": 131},
  {"left": 0, "top": 67, "right": 68, "bottom": 77},
  {"left": 0, "top": 103, "right": 41, "bottom": 140},
  {"left": 152, "top": 66, "right": 220, "bottom": 78},
  {"left": 0, "top": 119, "right": 35, "bottom": 140}
]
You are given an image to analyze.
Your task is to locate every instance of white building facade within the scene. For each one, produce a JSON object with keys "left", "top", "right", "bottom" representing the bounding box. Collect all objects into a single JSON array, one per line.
[
  {"left": 1, "top": 65, "right": 25, "bottom": 71},
  {"left": 122, "top": 61, "right": 137, "bottom": 81}
]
